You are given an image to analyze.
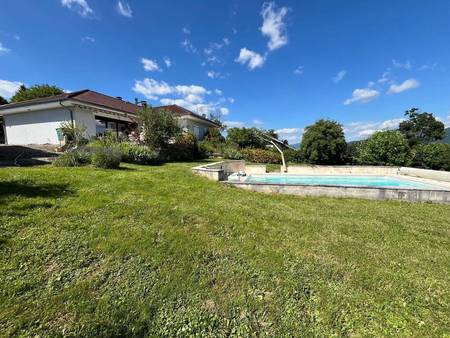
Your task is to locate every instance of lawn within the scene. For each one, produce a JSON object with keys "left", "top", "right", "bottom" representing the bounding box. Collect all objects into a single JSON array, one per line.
[{"left": 0, "top": 162, "right": 449, "bottom": 336}]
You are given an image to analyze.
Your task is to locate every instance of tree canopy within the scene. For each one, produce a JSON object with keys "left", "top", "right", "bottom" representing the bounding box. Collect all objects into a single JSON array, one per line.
[
  {"left": 226, "top": 127, "right": 268, "bottom": 149},
  {"left": 10, "top": 84, "right": 64, "bottom": 103},
  {"left": 399, "top": 108, "right": 445, "bottom": 145},
  {"left": 356, "top": 130, "right": 411, "bottom": 166},
  {"left": 0, "top": 96, "right": 8, "bottom": 105},
  {"left": 137, "top": 106, "right": 180, "bottom": 149},
  {"left": 300, "top": 119, "right": 347, "bottom": 164}
]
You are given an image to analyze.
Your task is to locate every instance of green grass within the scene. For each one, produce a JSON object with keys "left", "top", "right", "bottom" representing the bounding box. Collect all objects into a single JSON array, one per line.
[{"left": 1, "top": 162, "right": 449, "bottom": 336}]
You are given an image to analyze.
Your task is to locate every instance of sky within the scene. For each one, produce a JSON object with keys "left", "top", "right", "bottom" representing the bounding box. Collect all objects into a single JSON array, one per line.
[{"left": 1, "top": 0, "right": 450, "bottom": 143}]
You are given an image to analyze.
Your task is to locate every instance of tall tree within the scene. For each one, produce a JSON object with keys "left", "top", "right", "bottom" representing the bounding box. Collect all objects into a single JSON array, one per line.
[
  {"left": 137, "top": 106, "right": 180, "bottom": 149},
  {"left": 10, "top": 84, "right": 64, "bottom": 103},
  {"left": 399, "top": 108, "right": 445, "bottom": 145},
  {"left": 226, "top": 127, "right": 268, "bottom": 149},
  {"left": 300, "top": 119, "right": 347, "bottom": 164},
  {"left": 0, "top": 96, "right": 8, "bottom": 105}
]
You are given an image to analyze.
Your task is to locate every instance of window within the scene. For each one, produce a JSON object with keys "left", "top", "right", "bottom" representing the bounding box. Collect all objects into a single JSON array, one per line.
[{"left": 95, "top": 119, "right": 106, "bottom": 136}]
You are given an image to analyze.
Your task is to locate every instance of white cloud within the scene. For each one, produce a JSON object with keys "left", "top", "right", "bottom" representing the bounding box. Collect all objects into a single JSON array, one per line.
[
  {"left": 207, "top": 71, "right": 222, "bottom": 79},
  {"left": 378, "top": 72, "right": 390, "bottom": 83},
  {"left": 293, "top": 66, "right": 304, "bottom": 76},
  {"left": 392, "top": 59, "right": 412, "bottom": 70},
  {"left": 182, "top": 27, "right": 191, "bottom": 35},
  {"left": 81, "top": 36, "right": 95, "bottom": 42},
  {"left": 181, "top": 39, "right": 198, "bottom": 54},
  {"left": 344, "top": 88, "right": 379, "bottom": 105},
  {"left": 224, "top": 121, "right": 244, "bottom": 128},
  {"left": 116, "top": 1, "right": 132, "bottom": 18},
  {"left": 163, "top": 57, "right": 172, "bottom": 68},
  {"left": 332, "top": 70, "right": 347, "bottom": 83},
  {"left": 133, "top": 78, "right": 228, "bottom": 117},
  {"left": 260, "top": 2, "right": 289, "bottom": 51},
  {"left": 236, "top": 48, "right": 265, "bottom": 70},
  {"left": 0, "top": 42, "right": 10, "bottom": 55},
  {"left": 344, "top": 118, "right": 404, "bottom": 141},
  {"left": 252, "top": 119, "right": 263, "bottom": 125},
  {"left": 228, "top": 97, "right": 235, "bottom": 104},
  {"left": 133, "top": 78, "right": 172, "bottom": 100},
  {"left": 0, "top": 79, "right": 23, "bottom": 99},
  {"left": 220, "top": 107, "right": 230, "bottom": 115},
  {"left": 275, "top": 128, "right": 302, "bottom": 143},
  {"left": 61, "top": 0, "right": 93, "bottom": 17},
  {"left": 141, "top": 58, "right": 160, "bottom": 72},
  {"left": 387, "top": 78, "right": 420, "bottom": 94},
  {"left": 418, "top": 63, "right": 437, "bottom": 71}
]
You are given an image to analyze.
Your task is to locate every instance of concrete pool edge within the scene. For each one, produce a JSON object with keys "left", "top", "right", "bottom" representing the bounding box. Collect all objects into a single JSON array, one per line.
[
  {"left": 192, "top": 161, "right": 450, "bottom": 204},
  {"left": 224, "top": 180, "right": 450, "bottom": 204}
]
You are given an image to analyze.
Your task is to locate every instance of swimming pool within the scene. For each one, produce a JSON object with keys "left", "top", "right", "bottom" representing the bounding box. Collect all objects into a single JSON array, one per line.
[{"left": 228, "top": 174, "right": 443, "bottom": 190}]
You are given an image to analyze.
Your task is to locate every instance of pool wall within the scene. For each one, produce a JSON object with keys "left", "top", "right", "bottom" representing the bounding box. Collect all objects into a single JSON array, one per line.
[
  {"left": 226, "top": 181, "right": 450, "bottom": 204},
  {"left": 192, "top": 161, "right": 450, "bottom": 203}
]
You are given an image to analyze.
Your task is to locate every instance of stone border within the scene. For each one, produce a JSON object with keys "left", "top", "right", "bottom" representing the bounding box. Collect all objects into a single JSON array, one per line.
[{"left": 191, "top": 160, "right": 245, "bottom": 181}]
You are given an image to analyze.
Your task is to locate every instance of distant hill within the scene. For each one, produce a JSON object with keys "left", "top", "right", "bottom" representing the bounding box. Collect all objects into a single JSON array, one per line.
[
  {"left": 290, "top": 143, "right": 300, "bottom": 149},
  {"left": 442, "top": 127, "right": 450, "bottom": 144}
]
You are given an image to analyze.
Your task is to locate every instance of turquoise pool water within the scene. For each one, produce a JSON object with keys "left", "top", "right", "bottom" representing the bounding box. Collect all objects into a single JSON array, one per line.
[{"left": 230, "top": 174, "right": 440, "bottom": 189}]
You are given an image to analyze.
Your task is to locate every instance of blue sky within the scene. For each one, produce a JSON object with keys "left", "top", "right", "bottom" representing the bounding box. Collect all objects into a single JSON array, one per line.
[{"left": 1, "top": 0, "right": 450, "bottom": 143}]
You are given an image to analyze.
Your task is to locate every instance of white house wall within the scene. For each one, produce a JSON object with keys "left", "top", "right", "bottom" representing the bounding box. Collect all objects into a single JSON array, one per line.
[
  {"left": 4, "top": 108, "right": 72, "bottom": 145},
  {"left": 74, "top": 108, "right": 96, "bottom": 138}
]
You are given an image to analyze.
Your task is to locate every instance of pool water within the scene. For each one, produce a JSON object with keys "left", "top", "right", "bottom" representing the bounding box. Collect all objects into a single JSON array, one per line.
[{"left": 229, "top": 174, "right": 441, "bottom": 189}]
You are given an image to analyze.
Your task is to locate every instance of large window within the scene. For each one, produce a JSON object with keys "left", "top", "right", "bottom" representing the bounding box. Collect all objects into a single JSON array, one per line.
[{"left": 95, "top": 116, "right": 130, "bottom": 137}]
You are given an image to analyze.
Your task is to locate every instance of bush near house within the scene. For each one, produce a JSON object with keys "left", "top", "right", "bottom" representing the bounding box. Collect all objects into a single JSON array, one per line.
[
  {"left": 240, "top": 148, "right": 281, "bottom": 164},
  {"left": 163, "top": 132, "right": 202, "bottom": 161},
  {"left": 356, "top": 130, "right": 412, "bottom": 166},
  {"left": 222, "top": 146, "right": 243, "bottom": 160},
  {"left": 119, "top": 143, "right": 160, "bottom": 165},
  {"left": 412, "top": 143, "right": 450, "bottom": 171},
  {"left": 90, "top": 144, "right": 122, "bottom": 169},
  {"left": 53, "top": 148, "right": 91, "bottom": 167}
]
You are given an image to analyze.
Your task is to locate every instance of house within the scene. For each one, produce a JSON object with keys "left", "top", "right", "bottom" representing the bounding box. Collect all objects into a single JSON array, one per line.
[{"left": 0, "top": 89, "right": 220, "bottom": 145}]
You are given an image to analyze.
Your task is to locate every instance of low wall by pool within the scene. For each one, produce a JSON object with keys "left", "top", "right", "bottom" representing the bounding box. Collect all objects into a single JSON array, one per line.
[{"left": 192, "top": 161, "right": 450, "bottom": 204}]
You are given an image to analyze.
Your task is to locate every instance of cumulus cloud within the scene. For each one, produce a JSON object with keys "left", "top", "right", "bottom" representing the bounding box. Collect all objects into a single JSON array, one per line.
[
  {"left": 387, "top": 78, "right": 420, "bottom": 94},
  {"left": 332, "top": 70, "right": 347, "bottom": 83},
  {"left": 344, "top": 118, "right": 404, "bottom": 140},
  {"left": 260, "top": 2, "right": 289, "bottom": 51},
  {"left": 275, "top": 127, "right": 303, "bottom": 144},
  {"left": 0, "top": 79, "right": 23, "bottom": 98},
  {"left": 61, "top": 0, "right": 93, "bottom": 17},
  {"left": 293, "top": 66, "right": 304, "bottom": 76},
  {"left": 133, "top": 78, "right": 229, "bottom": 117},
  {"left": 252, "top": 119, "right": 264, "bottom": 125},
  {"left": 344, "top": 88, "right": 380, "bottom": 105},
  {"left": 116, "top": 1, "right": 132, "bottom": 18},
  {"left": 235, "top": 48, "right": 265, "bottom": 70},
  {"left": 207, "top": 71, "right": 224, "bottom": 79},
  {"left": 0, "top": 42, "right": 10, "bottom": 55},
  {"left": 141, "top": 58, "right": 160, "bottom": 72}
]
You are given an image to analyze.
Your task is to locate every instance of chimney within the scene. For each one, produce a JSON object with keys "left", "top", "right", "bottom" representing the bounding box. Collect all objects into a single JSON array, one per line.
[{"left": 116, "top": 96, "right": 122, "bottom": 100}]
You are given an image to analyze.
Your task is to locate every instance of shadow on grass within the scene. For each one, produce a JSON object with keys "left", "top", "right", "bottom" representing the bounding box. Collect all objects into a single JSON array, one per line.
[{"left": 0, "top": 181, "right": 73, "bottom": 199}]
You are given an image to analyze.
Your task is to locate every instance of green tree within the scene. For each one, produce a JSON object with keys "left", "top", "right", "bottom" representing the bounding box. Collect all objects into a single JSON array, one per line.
[
  {"left": 10, "top": 84, "right": 64, "bottom": 103},
  {"left": 412, "top": 143, "right": 450, "bottom": 171},
  {"left": 300, "top": 119, "right": 347, "bottom": 164},
  {"left": 0, "top": 96, "right": 8, "bottom": 105},
  {"left": 356, "top": 130, "right": 411, "bottom": 166},
  {"left": 138, "top": 106, "right": 180, "bottom": 149},
  {"left": 226, "top": 127, "right": 267, "bottom": 149},
  {"left": 399, "top": 108, "right": 445, "bottom": 145}
]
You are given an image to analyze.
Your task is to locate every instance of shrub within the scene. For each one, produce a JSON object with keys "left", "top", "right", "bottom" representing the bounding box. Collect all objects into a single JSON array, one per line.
[
  {"left": 222, "top": 146, "right": 243, "bottom": 160},
  {"left": 163, "top": 132, "right": 203, "bottom": 161},
  {"left": 53, "top": 148, "right": 91, "bottom": 167},
  {"left": 120, "top": 143, "right": 160, "bottom": 165},
  {"left": 412, "top": 143, "right": 450, "bottom": 171},
  {"left": 226, "top": 127, "right": 267, "bottom": 149},
  {"left": 356, "top": 130, "right": 412, "bottom": 166},
  {"left": 90, "top": 144, "right": 122, "bottom": 169},
  {"left": 138, "top": 106, "right": 180, "bottom": 149},
  {"left": 198, "top": 140, "right": 217, "bottom": 158},
  {"left": 300, "top": 119, "right": 347, "bottom": 164},
  {"left": 240, "top": 148, "right": 281, "bottom": 164},
  {"left": 283, "top": 148, "right": 302, "bottom": 163}
]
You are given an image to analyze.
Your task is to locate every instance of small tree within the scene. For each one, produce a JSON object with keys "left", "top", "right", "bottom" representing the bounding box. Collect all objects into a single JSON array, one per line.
[
  {"left": 399, "top": 108, "right": 445, "bottom": 145},
  {"left": 138, "top": 106, "right": 180, "bottom": 149},
  {"left": 412, "top": 143, "right": 450, "bottom": 171},
  {"left": 300, "top": 119, "right": 346, "bottom": 164},
  {"left": 0, "top": 96, "right": 8, "bottom": 105},
  {"left": 356, "top": 130, "right": 411, "bottom": 166},
  {"left": 226, "top": 127, "right": 267, "bottom": 149},
  {"left": 10, "top": 84, "right": 64, "bottom": 103}
]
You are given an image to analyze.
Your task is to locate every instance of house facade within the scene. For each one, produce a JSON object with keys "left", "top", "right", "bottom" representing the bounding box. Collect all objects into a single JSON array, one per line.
[{"left": 0, "top": 90, "right": 219, "bottom": 145}]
